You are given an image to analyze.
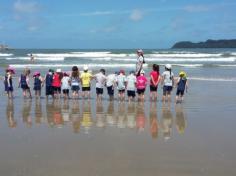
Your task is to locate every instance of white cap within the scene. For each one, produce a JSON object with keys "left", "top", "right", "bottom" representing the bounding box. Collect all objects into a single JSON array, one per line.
[
  {"left": 140, "top": 69, "right": 145, "bottom": 74},
  {"left": 137, "top": 49, "right": 144, "bottom": 53},
  {"left": 83, "top": 65, "right": 88, "bottom": 71},
  {"left": 165, "top": 64, "right": 172, "bottom": 69},
  {"left": 56, "top": 68, "right": 62, "bottom": 72}
]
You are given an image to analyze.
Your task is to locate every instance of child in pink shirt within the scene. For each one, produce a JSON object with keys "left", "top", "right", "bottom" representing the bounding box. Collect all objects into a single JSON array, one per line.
[{"left": 136, "top": 70, "right": 147, "bottom": 101}]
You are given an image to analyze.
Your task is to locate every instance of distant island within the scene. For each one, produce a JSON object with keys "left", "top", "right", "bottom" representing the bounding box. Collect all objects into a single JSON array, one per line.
[
  {"left": 172, "top": 39, "right": 236, "bottom": 48},
  {"left": 0, "top": 44, "right": 10, "bottom": 50}
]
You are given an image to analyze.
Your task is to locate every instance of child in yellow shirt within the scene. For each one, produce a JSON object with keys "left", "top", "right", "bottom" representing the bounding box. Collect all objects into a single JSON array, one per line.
[{"left": 80, "top": 65, "right": 93, "bottom": 99}]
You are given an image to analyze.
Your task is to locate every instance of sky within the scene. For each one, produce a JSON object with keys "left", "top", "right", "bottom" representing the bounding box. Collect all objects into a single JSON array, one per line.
[{"left": 0, "top": 0, "right": 236, "bottom": 49}]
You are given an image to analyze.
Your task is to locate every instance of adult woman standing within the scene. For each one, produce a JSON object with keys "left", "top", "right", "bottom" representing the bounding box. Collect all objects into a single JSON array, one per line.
[{"left": 135, "top": 49, "right": 145, "bottom": 76}]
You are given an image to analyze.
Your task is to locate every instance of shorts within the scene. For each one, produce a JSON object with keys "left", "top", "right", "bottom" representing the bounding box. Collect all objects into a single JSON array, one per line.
[
  {"left": 21, "top": 84, "right": 30, "bottom": 90},
  {"left": 46, "top": 86, "right": 53, "bottom": 95},
  {"left": 150, "top": 85, "right": 158, "bottom": 92},
  {"left": 82, "top": 87, "right": 90, "bottom": 91},
  {"left": 71, "top": 86, "right": 80, "bottom": 92},
  {"left": 127, "top": 90, "right": 135, "bottom": 97},
  {"left": 6, "top": 86, "right": 13, "bottom": 92},
  {"left": 53, "top": 86, "right": 61, "bottom": 93},
  {"left": 63, "top": 89, "right": 69, "bottom": 94},
  {"left": 176, "top": 89, "right": 184, "bottom": 96},
  {"left": 137, "top": 88, "right": 145, "bottom": 95},
  {"left": 118, "top": 89, "right": 125, "bottom": 94},
  {"left": 107, "top": 86, "right": 114, "bottom": 96},
  {"left": 34, "top": 86, "right": 41, "bottom": 91},
  {"left": 96, "top": 88, "right": 103, "bottom": 95},
  {"left": 163, "top": 86, "right": 172, "bottom": 95}
]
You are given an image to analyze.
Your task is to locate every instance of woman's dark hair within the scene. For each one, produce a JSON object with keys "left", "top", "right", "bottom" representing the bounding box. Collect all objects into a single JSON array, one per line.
[
  {"left": 72, "top": 66, "right": 79, "bottom": 77},
  {"left": 100, "top": 69, "right": 105, "bottom": 75},
  {"left": 153, "top": 64, "right": 159, "bottom": 72}
]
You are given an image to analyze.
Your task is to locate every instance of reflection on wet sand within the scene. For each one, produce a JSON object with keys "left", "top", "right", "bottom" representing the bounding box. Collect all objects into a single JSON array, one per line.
[
  {"left": 117, "top": 102, "right": 127, "bottom": 129},
  {"left": 6, "top": 100, "right": 16, "bottom": 128},
  {"left": 3, "top": 100, "right": 187, "bottom": 139},
  {"left": 106, "top": 101, "right": 116, "bottom": 126},
  {"left": 35, "top": 99, "right": 43, "bottom": 124},
  {"left": 175, "top": 105, "right": 187, "bottom": 135},
  {"left": 62, "top": 100, "right": 70, "bottom": 124},
  {"left": 71, "top": 100, "right": 80, "bottom": 133},
  {"left": 81, "top": 100, "right": 92, "bottom": 134},
  {"left": 161, "top": 105, "right": 173, "bottom": 140},
  {"left": 136, "top": 102, "right": 146, "bottom": 132},
  {"left": 127, "top": 102, "right": 136, "bottom": 129},
  {"left": 96, "top": 102, "right": 105, "bottom": 128},
  {"left": 22, "top": 100, "right": 32, "bottom": 128},
  {"left": 150, "top": 102, "right": 158, "bottom": 139},
  {"left": 53, "top": 100, "right": 63, "bottom": 128},
  {"left": 46, "top": 100, "right": 54, "bottom": 127}
]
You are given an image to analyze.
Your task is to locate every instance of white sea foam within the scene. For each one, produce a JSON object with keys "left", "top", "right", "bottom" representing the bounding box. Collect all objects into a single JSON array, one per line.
[
  {"left": 145, "top": 57, "right": 235, "bottom": 62},
  {"left": 171, "top": 64, "right": 204, "bottom": 67},
  {"left": 189, "top": 77, "right": 236, "bottom": 82},
  {"left": 10, "top": 63, "right": 148, "bottom": 68},
  {"left": 31, "top": 52, "right": 129, "bottom": 58},
  {"left": 6, "top": 57, "right": 64, "bottom": 61},
  {"left": 0, "top": 53, "right": 13, "bottom": 57},
  {"left": 149, "top": 53, "right": 222, "bottom": 58},
  {"left": 216, "top": 64, "right": 236, "bottom": 67}
]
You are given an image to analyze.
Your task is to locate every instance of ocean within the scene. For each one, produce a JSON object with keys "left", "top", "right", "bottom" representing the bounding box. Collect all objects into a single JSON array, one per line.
[
  {"left": 1, "top": 48, "right": 236, "bottom": 176},
  {"left": 1, "top": 48, "right": 236, "bottom": 81}
]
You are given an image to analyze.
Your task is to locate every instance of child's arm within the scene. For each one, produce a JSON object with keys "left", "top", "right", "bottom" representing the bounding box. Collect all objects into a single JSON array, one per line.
[
  {"left": 18, "top": 77, "right": 21, "bottom": 88},
  {"left": 185, "top": 80, "right": 189, "bottom": 93},
  {"left": 7, "top": 75, "right": 11, "bottom": 87}
]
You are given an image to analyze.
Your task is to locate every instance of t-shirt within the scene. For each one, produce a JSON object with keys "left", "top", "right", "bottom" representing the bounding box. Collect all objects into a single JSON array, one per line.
[
  {"left": 61, "top": 76, "right": 70, "bottom": 90},
  {"left": 126, "top": 74, "right": 136, "bottom": 91},
  {"left": 136, "top": 56, "right": 144, "bottom": 73},
  {"left": 71, "top": 76, "right": 80, "bottom": 86},
  {"left": 106, "top": 74, "right": 116, "bottom": 87},
  {"left": 52, "top": 73, "right": 61, "bottom": 87},
  {"left": 150, "top": 71, "right": 160, "bottom": 86},
  {"left": 80, "top": 72, "right": 92, "bottom": 87},
  {"left": 162, "top": 71, "right": 174, "bottom": 86},
  {"left": 116, "top": 74, "right": 127, "bottom": 90},
  {"left": 136, "top": 75, "right": 147, "bottom": 89},
  {"left": 95, "top": 72, "right": 106, "bottom": 88}
]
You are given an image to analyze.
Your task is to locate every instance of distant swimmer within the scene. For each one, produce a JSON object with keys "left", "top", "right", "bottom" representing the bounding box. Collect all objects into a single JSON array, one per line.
[{"left": 30, "top": 54, "right": 34, "bottom": 62}]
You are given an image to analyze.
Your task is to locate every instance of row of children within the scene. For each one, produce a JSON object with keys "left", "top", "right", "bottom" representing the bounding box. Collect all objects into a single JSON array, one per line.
[{"left": 3, "top": 64, "right": 188, "bottom": 103}]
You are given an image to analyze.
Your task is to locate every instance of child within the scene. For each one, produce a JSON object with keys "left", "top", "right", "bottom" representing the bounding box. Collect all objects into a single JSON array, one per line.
[
  {"left": 150, "top": 64, "right": 161, "bottom": 101},
  {"left": 80, "top": 65, "right": 93, "bottom": 99},
  {"left": 44, "top": 69, "right": 54, "bottom": 99},
  {"left": 52, "top": 69, "right": 63, "bottom": 99},
  {"left": 95, "top": 69, "right": 106, "bottom": 102},
  {"left": 106, "top": 71, "right": 118, "bottom": 101},
  {"left": 18, "top": 68, "right": 32, "bottom": 98},
  {"left": 4, "top": 67, "right": 15, "bottom": 98},
  {"left": 61, "top": 72, "right": 71, "bottom": 99},
  {"left": 71, "top": 66, "right": 80, "bottom": 99},
  {"left": 33, "top": 71, "right": 43, "bottom": 98},
  {"left": 126, "top": 71, "right": 136, "bottom": 103},
  {"left": 175, "top": 71, "right": 188, "bottom": 103},
  {"left": 136, "top": 69, "right": 147, "bottom": 102},
  {"left": 161, "top": 64, "right": 174, "bottom": 103},
  {"left": 116, "top": 70, "right": 127, "bottom": 102}
]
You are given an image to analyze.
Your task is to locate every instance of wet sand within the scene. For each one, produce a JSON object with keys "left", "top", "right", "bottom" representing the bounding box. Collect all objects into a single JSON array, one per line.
[{"left": 1, "top": 79, "right": 236, "bottom": 176}]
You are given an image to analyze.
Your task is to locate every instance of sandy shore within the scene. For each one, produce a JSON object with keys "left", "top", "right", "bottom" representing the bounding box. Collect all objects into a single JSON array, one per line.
[{"left": 0, "top": 77, "right": 236, "bottom": 176}]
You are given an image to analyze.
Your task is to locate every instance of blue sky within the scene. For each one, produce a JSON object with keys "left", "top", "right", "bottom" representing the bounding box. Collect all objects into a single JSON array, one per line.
[{"left": 0, "top": 0, "right": 236, "bottom": 49}]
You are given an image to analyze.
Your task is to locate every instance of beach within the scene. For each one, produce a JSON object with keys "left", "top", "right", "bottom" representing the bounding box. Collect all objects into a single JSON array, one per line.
[{"left": 1, "top": 49, "right": 236, "bottom": 175}]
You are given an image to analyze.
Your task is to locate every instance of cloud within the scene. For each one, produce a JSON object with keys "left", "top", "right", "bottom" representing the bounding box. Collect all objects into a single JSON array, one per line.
[
  {"left": 130, "top": 9, "right": 144, "bottom": 22},
  {"left": 14, "top": 0, "right": 40, "bottom": 14},
  {"left": 184, "top": 5, "right": 210, "bottom": 12},
  {"left": 80, "top": 11, "right": 114, "bottom": 16}
]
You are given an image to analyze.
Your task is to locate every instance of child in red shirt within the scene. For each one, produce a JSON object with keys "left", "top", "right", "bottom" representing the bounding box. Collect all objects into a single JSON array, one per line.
[{"left": 136, "top": 70, "right": 147, "bottom": 102}]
